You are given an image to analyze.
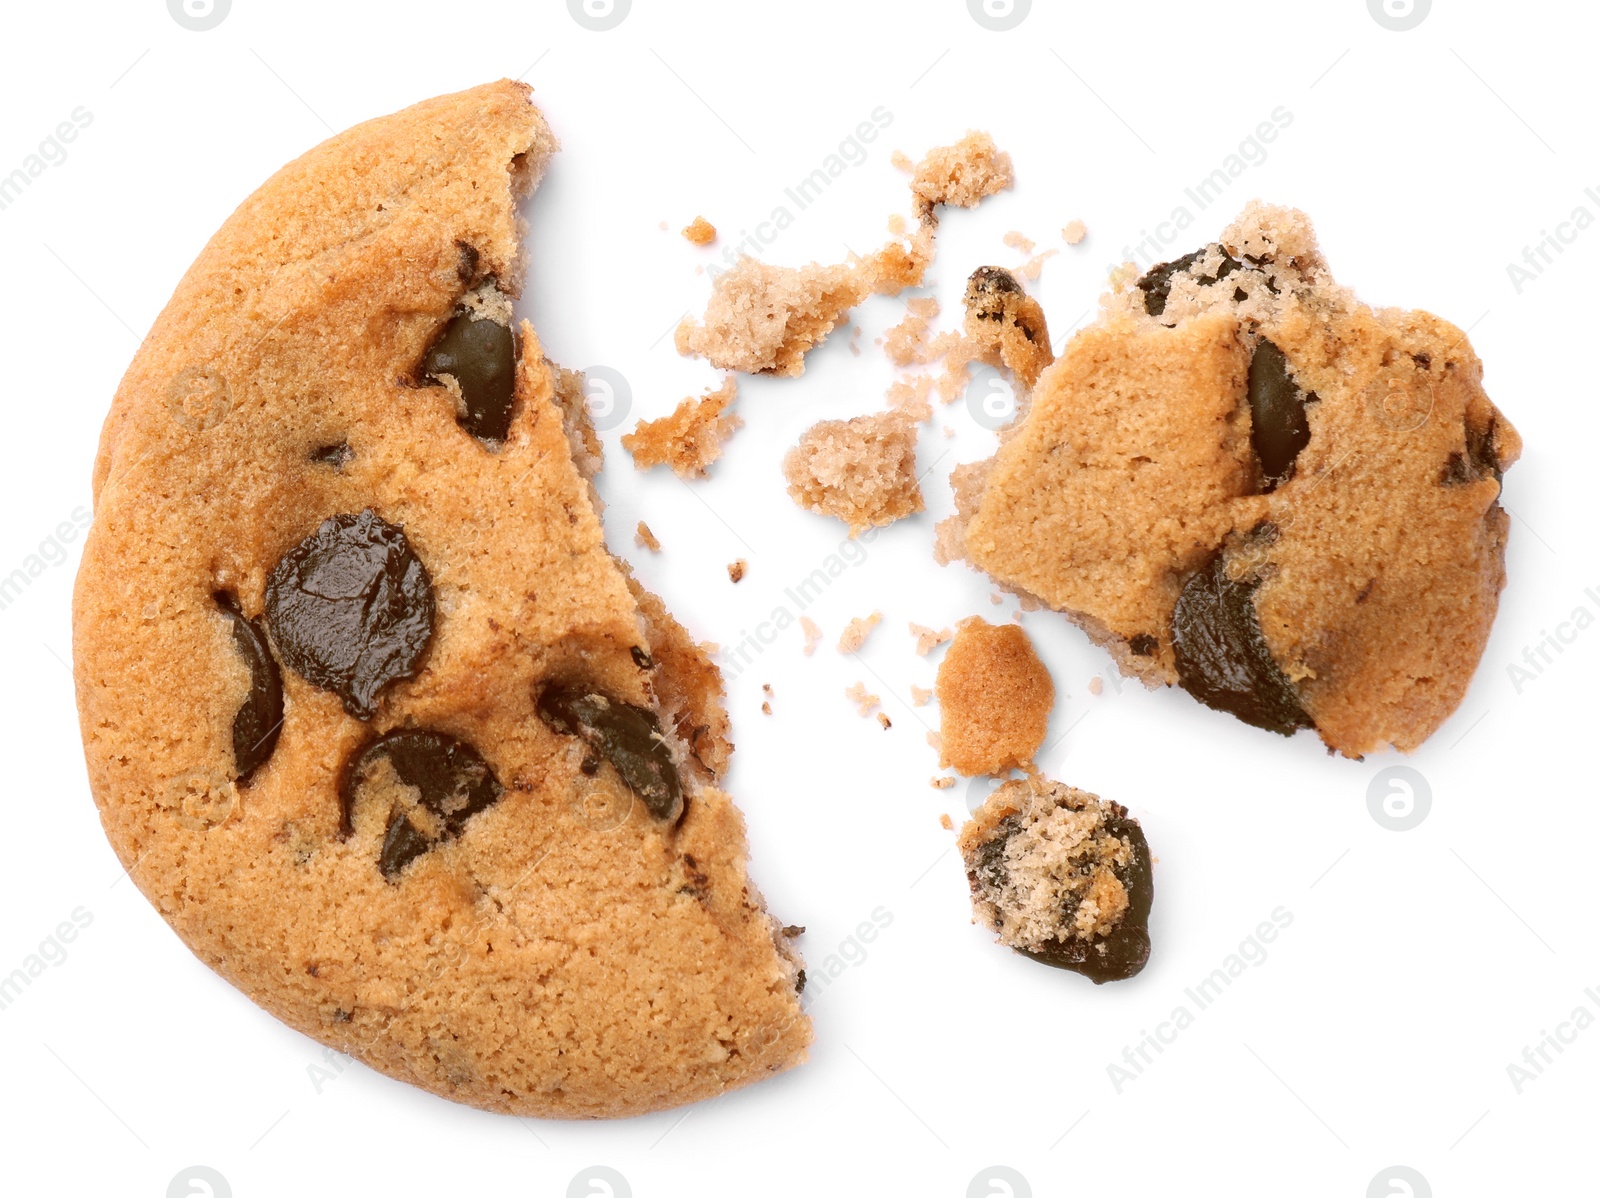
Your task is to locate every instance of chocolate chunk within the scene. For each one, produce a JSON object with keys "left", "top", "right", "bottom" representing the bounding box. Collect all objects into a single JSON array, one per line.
[
  {"left": 378, "top": 808, "right": 434, "bottom": 880},
  {"left": 1128, "top": 634, "right": 1158, "bottom": 657},
  {"left": 421, "top": 311, "right": 516, "bottom": 441},
  {"left": 214, "top": 593, "right": 283, "bottom": 784},
  {"left": 455, "top": 241, "right": 481, "bottom": 284},
  {"left": 265, "top": 510, "right": 434, "bottom": 719},
  {"left": 1466, "top": 416, "right": 1504, "bottom": 484},
  {"left": 340, "top": 730, "right": 504, "bottom": 880},
  {"left": 630, "top": 646, "right": 654, "bottom": 670},
  {"left": 536, "top": 685, "right": 683, "bottom": 822},
  {"left": 1018, "top": 812, "right": 1154, "bottom": 984},
  {"left": 1136, "top": 250, "right": 1202, "bottom": 316},
  {"left": 1171, "top": 550, "right": 1312, "bottom": 736},
  {"left": 1135, "top": 246, "right": 1242, "bottom": 317},
  {"left": 1247, "top": 339, "right": 1314, "bottom": 489},
  {"left": 309, "top": 442, "right": 353, "bottom": 467},
  {"left": 966, "top": 264, "right": 1026, "bottom": 321}
]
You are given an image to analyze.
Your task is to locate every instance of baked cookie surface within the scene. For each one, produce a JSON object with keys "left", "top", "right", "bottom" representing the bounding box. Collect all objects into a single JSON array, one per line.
[
  {"left": 952, "top": 203, "right": 1520, "bottom": 756},
  {"left": 72, "top": 81, "right": 808, "bottom": 1120}
]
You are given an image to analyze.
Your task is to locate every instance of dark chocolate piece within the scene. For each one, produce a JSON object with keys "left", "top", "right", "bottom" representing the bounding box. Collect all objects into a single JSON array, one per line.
[
  {"left": 265, "top": 510, "right": 434, "bottom": 720},
  {"left": 340, "top": 730, "right": 504, "bottom": 880},
  {"left": 1247, "top": 339, "right": 1314, "bottom": 489},
  {"left": 1018, "top": 812, "right": 1153, "bottom": 984},
  {"left": 421, "top": 311, "right": 516, "bottom": 441},
  {"left": 214, "top": 593, "right": 284, "bottom": 784},
  {"left": 536, "top": 685, "right": 682, "bottom": 822},
  {"left": 1171, "top": 549, "right": 1312, "bottom": 736}
]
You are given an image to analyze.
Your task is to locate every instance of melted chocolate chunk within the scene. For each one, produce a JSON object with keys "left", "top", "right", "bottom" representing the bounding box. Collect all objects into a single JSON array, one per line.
[
  {"left": 536, "top": 685, "right": 683, "bottom": 822},
  {"left": 421, "top": 311, "right": 516, "bottom": 441},
  {"left": 1018, "top": 812, "right": 1154, "bottom": 984},
  {"left": 340, "top": 730, "right": 504, "bottom": 880},
  {"left": 1467, "top": 417, "right": 1503, "bottom": 484},
  {"left": 1171, "top": 550, "right": 1312, "bottom": 736},
  {"left": 1136, "top": 250, "right": 1203, "bottom": 316},
  {"left": 265, "top": 510, "right": 434, "bottom": 719},
  {"left": 1136, "top": 245, "right": 1243, "bottom": 317},
  {"left": 214, "top": 593, "right": 283, "bottom": 784},
  {"left": 1247, "top": 339, "right": 1314, "bottom": 489},
  {"left": 455, "top": 241, "right": 481, "bottom": 284},
  {"left": 1128, "top": 634, "right": 1158, "bottom": 657},
  {"left": 630, "top": 646, "right": 654, "bottom": 670}
]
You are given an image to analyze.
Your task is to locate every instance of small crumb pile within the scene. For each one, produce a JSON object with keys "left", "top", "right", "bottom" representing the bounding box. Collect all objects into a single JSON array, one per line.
[
  {"left": 675, "top": 132, "right": 1012, "bottom": 379},
  {"left": 682, "top": 216, "right": 717, "bottom": 245},
  {"left": 800, "top": 615, "right": 823, "bottom": 655},
  {"left": 935, "top": 617, "right": 1054, "bottom": 776},
  {"left": 883, "top": 298, "right": 941, "bottom": 367},
  {"left": 837, "top": 611, "right": 882, "bottom": 653},
  {"left": 910, "top": 131, "right": 1014, "bottom": 220},
  {"left": 783, "top": 409, "right": 923, "bottom": 536},
  {"left": 621, "top": 376, "right": 741, "bottom": 478},
  {"left": 761, "top": 682, "right": 773, "bottom": 716},
  {"left": 909, "top": 623, "right": 952, "bottom": 655},
  {"left": 845, "top": 681, "right": 880, "bottom": 716}
]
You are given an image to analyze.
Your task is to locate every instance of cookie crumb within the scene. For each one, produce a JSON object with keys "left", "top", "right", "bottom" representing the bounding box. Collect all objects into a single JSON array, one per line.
[
  {"left": 622, "top": 376, "right": 741, "bottom": 478},
  {"left": 838, "top": 611, "right": 883, "bottom": 653},
  {"left": 634, "top": 521, "right": 662, "bottom": 552},
  {"left": 1017, "top": 250, "right": 1058, "bottom": 282},
  {"left": 877, "top": 712, "right": 892, "bottom": 730},
  {"left": 784, "top": 410, "right": 924, "bottom": 535},
  {"left": 1003, "top": 230, "right": 1035, "bottom": 255},
  {"left": 883, "top": 298, "right": 941, "bottom": 366},
  {"left": 909, "top": 623, "right": 953, "bottom": 656},
  {"left": 926, "top": 729, "right": 942, "bottom": 751},
  {"left": 1088, "top": 675, "right": 1103, "bottom": 696},
  {"left": 932, "top": 778, "right": 955, "bottom": 792},
  {"left": 936, "top": 617, "right": 1054, "bottom": 776},
  {"left": 845, "top": 681, "right": 880, "bottom": 716},
  {"left": 887, "top": 212, "right": 907, "bottom": 235},
  {"left": 763, "top": 683, "right": 773, "bottom": 696},
  {"left": 962, "top": 266, "right": 1054, "bottom": 392},
  {"left": 910, "top": 684, "right": 933, "bottom": 706},
  {"left": 761, "top": 701, "right": 772, "bottom": 716},
  {"left": 1062, "top": 219, "right": 1087, "bottom": 245},
  {"left": 727, "top": 559, "right": 747, "bottom": 583},
  {"left": 990, "top": 592, "right": 1003, "bottom": 605},
  {"left": 939, "top": 810, "right": 955, "bottom": 827},
  {"left": 890, "top": 149, "right": 914, "bottom": 172},
  {"left": 910, "top": 131, "right": 1014, "bottom": 218},
  {"left": 801, "top": 616, "right": 822, "bottom": 655},
  {"left": 681, "top": 216, "right": 717, "bottom": 245}
]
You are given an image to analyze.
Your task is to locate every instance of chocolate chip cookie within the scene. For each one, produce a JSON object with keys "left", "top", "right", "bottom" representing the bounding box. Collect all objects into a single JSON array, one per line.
[
  {"left": 72, "top": 81, "right": 808, "bottom": 1120},
  {"left": 946, "top": 202, "right": 1520, "bottom": 756}
]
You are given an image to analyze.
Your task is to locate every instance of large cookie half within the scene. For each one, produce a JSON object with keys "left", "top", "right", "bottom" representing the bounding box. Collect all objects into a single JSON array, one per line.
[
  {"left": 73, "top": 81, "right": 808, "bottom": 1119},
  {"left": 948, "top": 203, "right": 1519, "bottom": 757}
]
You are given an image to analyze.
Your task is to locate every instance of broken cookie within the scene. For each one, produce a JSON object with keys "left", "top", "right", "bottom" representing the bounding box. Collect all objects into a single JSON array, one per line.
[
  {"left": 946, "top": 201, "right": 1520, "bottom": 755},
  {"left": 959, "top": 776, "right": 1153, "bottom": 983},
  {"left": 783, "top": 408, "right": 924, "bottom": 535}
]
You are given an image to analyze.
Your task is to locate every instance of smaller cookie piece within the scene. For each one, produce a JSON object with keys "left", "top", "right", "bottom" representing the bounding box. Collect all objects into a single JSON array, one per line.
[
  {"left": 958, "top": 777, "right": 1153, "bottom": 983},
  {"left": 622, "top": 376, "right": 741, "bottom": 478},
  {"left": 962, "top": 266, "right": 1054, "bottom": 392},
  {"left": 783, "top": 409, "right": 923, "bottom": 535},
  {"left": 935, "top": 617, "right": 1053, "bottom": 775}
]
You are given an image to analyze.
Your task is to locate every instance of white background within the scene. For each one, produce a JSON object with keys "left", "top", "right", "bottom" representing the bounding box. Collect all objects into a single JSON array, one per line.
[{"left": 0, "top": 1, "right": 1594, "bottom": 1195}]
